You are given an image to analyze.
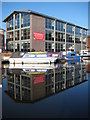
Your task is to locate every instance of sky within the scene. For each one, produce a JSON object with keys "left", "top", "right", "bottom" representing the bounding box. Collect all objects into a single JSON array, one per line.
[{"left": 1, "top": 2, "right": 88, "bottom": 31}]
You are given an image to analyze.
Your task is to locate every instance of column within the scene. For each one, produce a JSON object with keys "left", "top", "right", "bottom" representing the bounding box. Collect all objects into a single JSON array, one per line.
[
  {"left": 54, "top": 20, "right": 56, "bottom": 52},
  {"left": 86, "top": 30, "right": 87, "bottom": 49},
  {"left": 65, "top": 23, "right": 67, "bottom": 53},
  {"left": 13, "top": 14, "right": 15, "bottom": 52},
  {"left": 81, "top": 29, "right": 83, "bottom": 50},
  {"left": 74, "top": 26, "right": 75, "bottom": 52}
]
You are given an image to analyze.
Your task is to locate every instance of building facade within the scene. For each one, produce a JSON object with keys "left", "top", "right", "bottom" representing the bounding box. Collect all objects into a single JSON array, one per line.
[
  {"left": 3, "top": 10, "right": 88, "bottom": 54},
  {"left": 0, "top": 28, "right": 4, "bottom": 53},
  {"left": 87, "top": 36, "right": 90, "bottom": 50}
]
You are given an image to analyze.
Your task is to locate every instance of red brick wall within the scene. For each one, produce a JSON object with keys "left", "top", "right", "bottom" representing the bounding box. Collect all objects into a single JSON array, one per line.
[
  {"left": 30, "top": 14, "right": 45, "bottom": 51},
  {"left": 87, "top": 36, "right": 90, "bottom": 50}
]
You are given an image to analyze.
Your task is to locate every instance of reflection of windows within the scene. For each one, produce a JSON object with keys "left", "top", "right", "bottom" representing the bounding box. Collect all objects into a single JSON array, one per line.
[
  {"left": 45, "top": 18, "right": 54, "bottom": 30},
  {"left": 21, "top": 13, "right": 30, "bottom": 28},
  {"left": 7, "top": 32, "right": 13, "bottom": 41},
  {"left": 66, "top": 24, "right": 74, "bottom": 34},
  {"left": 55, "top": 32, "right": 65, "bottom": 42},
  {"left": 45, "top": 30, "right": 54, "bottom": 41},
  {"left": 7, "top": 42, "right": 13, "bottom": 51},
  {"left": 55, "top": 21, "right": 65, "bottom": 32},
  {"left": 15, "top": 13, "right": 19, "bottom": 29},
  {"left": 21, "top": 28, "right": 30, "bottom": 40},
  {"left": 75, "top": 27, "right": 81, "bottom": 36},
  {"left": 66, "top": 34, "right": 74, "bottom": 43},
  {"left": 7, "top": 16, "right": 13, "bottom": 31},
  {"left": 15, "top": 30, "right": 19, "bottom": 40},
  {"left": 45, "top": 42, "right": 52, "bottom": 52},
  {"left": 75, "top": 36, "right": 81, "bottom": 43},
  {"left": 55, "top": 43, "right": 65, "bottom": 52},
  {"left": 66, "top": 44, "right": 74, "bottom": 51},
  {"left": 21, "top": 42, "right": 30, "bottom": 52}
]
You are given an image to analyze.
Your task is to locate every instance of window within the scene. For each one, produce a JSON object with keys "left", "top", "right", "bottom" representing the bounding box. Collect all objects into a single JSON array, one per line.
[
  {"left": 45, "top": 18, "right": 54, "bottom": 30},
  {"left": 7, "top": 16, "right": 13, "bottom": 31},
  {"left": 45, "top": 42, "right": 52, "bottom": 52},
  {"left": 21, "top": 42, "right": 30, "bottom": 52},
  {"left": 15, "top": 30, "right": 19, "bottom": 40},
  {"left": 66, "top": 24, "right": 74, "bottom": 34},
  {"left": 7, "top": 32, "right": 13, "bottom": 41},
  {"left": 55, "top": 21, "right": 65, "bottom": 32},
  {"left": 55, "top": 32, "right": 65, "bottom": 42},
  {"left": 21, "top": 13, "right": 30, "bottom": 28},
  {"left": 21, "top": 28, "right": 30, "bottom": 40},
  {"left": 45, "top": 30, "right": 54, "bottom": 41},
  {"left": 15, "top": 13, "right": 19, "bottom": 29},
  {"left": 75, "top": 27, "right": 81, "bottom": 36}
]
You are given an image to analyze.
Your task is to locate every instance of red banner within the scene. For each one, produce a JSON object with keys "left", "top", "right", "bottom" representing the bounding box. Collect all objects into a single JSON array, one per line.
[
  {"left": 33, "top": 32, "right": 44, "bottom": 40},
  {"left": 33, "top": 75, "right": 45, "bottom": 84}
]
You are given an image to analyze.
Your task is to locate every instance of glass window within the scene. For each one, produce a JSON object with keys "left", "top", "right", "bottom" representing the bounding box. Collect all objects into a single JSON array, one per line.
[
  {"left": 7, "top": 16, "right": 13, "bottom": 31},
  {"left": 21, "top": 28, "right": 30, "bottom": 40},
  {"left": 45, "top": 30, "right": 54, "bottom": 41},
  {"left": 21, "top": 13, "right": 30, "bottom": 28},
  {"left": 21, "top": 42, "right": 30, "bottom": 52},
  {"left": 15, "top": 13, "right": 19, "bottom": 29},
  {"left": 7, "top": 32, "right": 13, "bottom": 41},
  {"left": 55, "top": 21, "right": 65, "bottom": 32},
  {"left": 15, "top": 30, "right": 19, "bottom": 40},
  {"left": 45, "top": 18, "right": 54, "bottom": 30}
]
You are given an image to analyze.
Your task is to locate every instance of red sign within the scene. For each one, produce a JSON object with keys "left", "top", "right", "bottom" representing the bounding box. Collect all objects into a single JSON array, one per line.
[
  {"left": 33, "top": 32, "right": 44, "bottom": 40},
  {"left": 33, "top": 75, "right": 45, "bottom": 84}
]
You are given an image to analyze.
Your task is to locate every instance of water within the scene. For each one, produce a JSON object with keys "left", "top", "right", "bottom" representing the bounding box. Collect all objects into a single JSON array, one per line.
[{"left": 2, "top": 61, "right": 89, "bottom": 118}]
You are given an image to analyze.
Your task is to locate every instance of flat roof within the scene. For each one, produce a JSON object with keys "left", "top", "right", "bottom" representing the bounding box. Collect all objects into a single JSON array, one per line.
[{"left": 3, "top": 10, "right": 88, "bottom": 30}]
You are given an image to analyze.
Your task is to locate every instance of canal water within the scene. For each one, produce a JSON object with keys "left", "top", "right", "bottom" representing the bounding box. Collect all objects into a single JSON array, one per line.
[{"left": 2, "top": 61, "right": 89, "bottom": 118}]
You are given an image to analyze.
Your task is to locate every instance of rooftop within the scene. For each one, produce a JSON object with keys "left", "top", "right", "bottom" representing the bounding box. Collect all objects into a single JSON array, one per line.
[{"left": 3, "top": 10, "right": 88, "bottom": 30}]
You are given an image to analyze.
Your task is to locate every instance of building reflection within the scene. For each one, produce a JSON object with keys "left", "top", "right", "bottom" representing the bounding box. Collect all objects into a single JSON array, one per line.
[{"left": 5, "top": 64, "right": 87, "bottom": 103}]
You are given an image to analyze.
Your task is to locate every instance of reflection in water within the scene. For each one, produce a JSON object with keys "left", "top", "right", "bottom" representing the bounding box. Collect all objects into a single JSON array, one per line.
[{"left": 5, "top": 63, "right": 87, "bottom": 103}]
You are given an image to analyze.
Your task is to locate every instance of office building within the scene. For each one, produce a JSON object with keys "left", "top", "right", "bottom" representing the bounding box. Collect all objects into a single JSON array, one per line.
[{"left": 3, "top": 10, "right": 88, "bottom": 54}]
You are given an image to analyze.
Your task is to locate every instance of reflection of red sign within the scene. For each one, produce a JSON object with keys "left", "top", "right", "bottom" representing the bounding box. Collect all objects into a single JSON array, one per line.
[
  {"left": 34, "top": 75, "right": 45, "bottom": 84},
  {"left": 33, "top": 32, "right": 44, "bottom": 40}
]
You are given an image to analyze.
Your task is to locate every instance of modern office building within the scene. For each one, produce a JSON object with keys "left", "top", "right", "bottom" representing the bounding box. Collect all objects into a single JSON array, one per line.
[
  {"left": 0, "top": 28, "right": 5, "bottom": 52},
  {"left": 5, "top": 64, "right": 87, "bottom": 103},
  {"left": 3, "top": 10, "right": 88, "bottom": 54}
]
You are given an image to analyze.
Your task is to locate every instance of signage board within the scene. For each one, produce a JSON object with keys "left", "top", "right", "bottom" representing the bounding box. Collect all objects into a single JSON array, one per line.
[{"left": 33, "top": 32, "right": 44, "bottom": 40}]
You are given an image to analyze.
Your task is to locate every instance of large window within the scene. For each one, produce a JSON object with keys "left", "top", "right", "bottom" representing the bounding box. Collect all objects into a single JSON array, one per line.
[
  {"left": 15, "top": 13, "right": 19, "bottom": 29},
  {"left": 7, "top": 16, "right": 13, "bottom": 31},
  {"left": 45, "top": 30, "right": 54, "bottom": 41},
  {"left": 45, "top": 18, "right": 54, "bottom": 30},
  {"left": 55, "top": 32, "right": 65, "bottom": 42},
  {"left": 55, "top": 43, "right": 65, "bottom": 52},
  {"left": 15, "top": 30, "right": 19, "bottom": 40},
  {"left": 21, "top": 28, "right": 30, "bottom": 40},
  {"left": 7, "top": 42, "right": 13, "bottom": 52},
  {"left": 21, "top": 42, "right": 30, "bottom": 52},
  {"left": 83, "top": 30, "right": 86, "bottom": 44},
  {"left": 66, "top": 34, "right": 74, "bottom": 43},
  {"left": 21, "top": 13, "right": 30, "bottom": 28},
  {"left": 75, "top": 27, "right": 81, "bottom": 36},
  {"left": 55, "top": 21, "right": 65, "bottom": 32},
  {"left": 75, "top": 36, "right": 81, "bottom": 43},
  {"left": 7, "top": 32, "right": 13, "bottom": 41},
  {"left": 66, "top": 44, "right": 74, "bottom": 51},
  {"left": 45, "top": 42, "right": 52, "bottom": 52},
  {"left": 66, "top": 24, "right": 74, "bottom": 34}
]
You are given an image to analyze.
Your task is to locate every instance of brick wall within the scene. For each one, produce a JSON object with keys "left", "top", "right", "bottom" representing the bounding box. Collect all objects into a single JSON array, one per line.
[
  {"left": 30, "top": 14, "right": 45, "bottom": 51},
  {"left": 87, "top": 36, "right": 90, "bottom": 50}
]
